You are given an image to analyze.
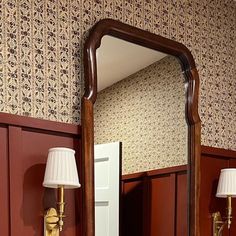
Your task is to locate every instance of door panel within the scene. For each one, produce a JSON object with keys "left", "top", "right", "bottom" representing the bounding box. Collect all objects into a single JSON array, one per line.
[{"left": 94, "top": 142, "right": 121, "bottom": 236}]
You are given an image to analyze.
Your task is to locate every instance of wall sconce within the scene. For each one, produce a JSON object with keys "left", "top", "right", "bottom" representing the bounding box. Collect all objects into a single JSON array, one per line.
[
  {"left": 43, "top": 147, "right": 81, "bottom": 236},
  {"left": 213, "top": 168, "right": 236, "bottom": 236}
]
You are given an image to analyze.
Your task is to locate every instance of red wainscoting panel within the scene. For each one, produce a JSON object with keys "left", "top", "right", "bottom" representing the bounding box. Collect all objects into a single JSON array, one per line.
[
  {"left": 149, "top": 174, "right": 176, "bottom": 236},
  {"left": 200, "top": 146, "right": 236, "bottom": 236},
  {"left": 0, "top": 112, "right": 82, "bottom": 236},
  {"left": 229, "top": 159, "right": 236, "bottom": 236},
  {"left": 121, "top": 165, "right": 187, "bottom": 236},
  {"left": 176, "top": 172, "right": 188, "bottom": 236},
  {"left": 0, "top": 126, "right": 10, "bottom": 236},
  {"left": 2, "top": 112, "right": 236, "bottom": 236},
  {"left": 121, "top": 179, "right": 144, "bottom": 236}
]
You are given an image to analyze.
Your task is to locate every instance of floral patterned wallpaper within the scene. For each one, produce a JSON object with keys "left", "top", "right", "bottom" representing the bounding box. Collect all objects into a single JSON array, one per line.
[
  {"left": 0, "top": 0, "right": 235, "bottom": 150},
  {"left": 94, "top": 56, "right": 187, "bottom": 174}
]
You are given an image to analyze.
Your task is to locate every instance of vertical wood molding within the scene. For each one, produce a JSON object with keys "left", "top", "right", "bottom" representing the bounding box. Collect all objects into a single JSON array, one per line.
[
  {"left": 8, "top": 126, "right": 23, "bottom": 236},
  {"left": 142, "top": 176, "right": 150, "bottom": 236},
  {"left": 0, "top": 126, "right": 10, "bottom": 236},
  {"left": 81, "top": 99, "right": 95, "bottom": 236}
]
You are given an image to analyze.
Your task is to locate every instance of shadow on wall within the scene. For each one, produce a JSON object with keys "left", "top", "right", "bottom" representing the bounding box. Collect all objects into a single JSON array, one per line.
[
  {"left": 122, "top": 180, "right": 147, "bottom": 236},
  {"left": 209, "top": 179, "right": 226, "bottom": 214},
  {"left": 20, "top": 164, "right": 57, "bottom": 236}
]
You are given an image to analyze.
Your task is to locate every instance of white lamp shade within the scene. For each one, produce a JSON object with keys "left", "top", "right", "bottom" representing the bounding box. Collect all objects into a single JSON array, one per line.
[
  {"left": 43, "top": 147, "right": 81, "bottom": 189},
  {"left": 216, "top": 168, "right": 236, "bottom": 198}
]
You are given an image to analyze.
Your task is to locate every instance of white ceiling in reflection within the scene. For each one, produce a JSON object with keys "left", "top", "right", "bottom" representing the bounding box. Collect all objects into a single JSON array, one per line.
[{"left": 96, "top": 36, "right": 167, "bottom": 92}]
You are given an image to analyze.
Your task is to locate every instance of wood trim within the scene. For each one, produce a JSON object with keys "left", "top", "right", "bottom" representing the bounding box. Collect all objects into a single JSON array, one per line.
[
  {"left": 122, "top": 172, "right": 147, "bottom": 181},
  {"left": 201, "top": 145, "right": 236, "bottom": 159},
  {"left": 84, "top": 19, "right": 197, "bottom": 104},
  {"left": 171, "top": 173, "right": 177, "bottom": 236},
  {"left": 0, "top": 127, "right": 10, "bottom": 236},
  {"left": 148, "top": 165, "right": 187, "bottom": 177},
  {"left": 81, "top": 99, "right": 94, "bottom": 236},
  {"left": 122, "top": 165, "right": 187, "bottom": 181},
  {"left": 8, "top": 126, "right": 23, "bottom": 236},
  {"left": 0, "top": 112, "right": 80, "bottom": 135},
  {"left": 118, "top": 142, "right": 122, "bottom": 236},
  {"left": 143, "top": 176, "right": 150, "bottom": 236},
  {"left": 82, "top": 18, "right": 201, "bottom": 236}
]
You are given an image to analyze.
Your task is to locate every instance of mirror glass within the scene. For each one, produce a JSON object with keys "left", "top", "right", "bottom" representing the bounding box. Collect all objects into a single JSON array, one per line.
[{"left": 94, "top": 35, "right": 188, "bottom": 236}]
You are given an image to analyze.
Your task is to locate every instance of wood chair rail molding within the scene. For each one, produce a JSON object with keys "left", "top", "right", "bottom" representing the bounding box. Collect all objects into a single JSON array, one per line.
[
  {"left": 0, "top": 112, "right": 80, "bottom": 135},
  {"left": 201, "top": 146, "right": 236, "bottom": 159},
  {"left": 82, "top": 18, "right": 201, "bottom": 236}
]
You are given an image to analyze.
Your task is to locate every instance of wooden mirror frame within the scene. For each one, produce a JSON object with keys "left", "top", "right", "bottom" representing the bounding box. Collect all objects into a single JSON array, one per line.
[{"left": 81, "top": 19, "right": 201, "bottom": 236}]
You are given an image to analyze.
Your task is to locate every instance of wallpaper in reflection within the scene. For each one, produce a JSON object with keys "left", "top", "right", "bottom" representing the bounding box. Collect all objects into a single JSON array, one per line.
[{"left": 94, "top": 56, "right": 187, "bottom": 174}]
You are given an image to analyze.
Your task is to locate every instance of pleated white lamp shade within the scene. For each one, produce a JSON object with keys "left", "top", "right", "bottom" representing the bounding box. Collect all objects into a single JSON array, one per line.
[
  {"left": 43, "top": 147, "right": 81, "bottom": 189},
  {"left": 216, "top": 168, "right": 236, "bottom": 198}
]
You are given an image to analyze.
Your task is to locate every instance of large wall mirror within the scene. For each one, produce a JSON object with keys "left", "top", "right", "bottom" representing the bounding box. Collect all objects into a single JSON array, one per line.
[{"left": 82, "top": 19, "right": 201, "bottom": 236}]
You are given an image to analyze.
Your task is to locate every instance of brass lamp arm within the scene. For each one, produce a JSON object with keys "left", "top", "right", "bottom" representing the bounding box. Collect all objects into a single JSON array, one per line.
[
  {"left": 212, "top": 212, "right": 226, "bottom": 236},
  {"left": 218, "top": 223, "right": 225, "bottom": 236},
  {"left": 44, "top": 186, "right": 65, "bottom": 236}
]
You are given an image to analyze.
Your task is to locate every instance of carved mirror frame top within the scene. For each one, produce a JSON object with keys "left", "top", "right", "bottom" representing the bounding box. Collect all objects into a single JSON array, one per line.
[{"left": 81, "top": 19, "right": 201, "bottom": 236}]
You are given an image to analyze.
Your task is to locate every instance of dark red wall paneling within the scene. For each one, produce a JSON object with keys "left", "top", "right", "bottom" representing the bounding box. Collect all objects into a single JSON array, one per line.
[
  {"left": 229, "top": 159, "right": 236, "bottom": 236},
  {"left": 2, "top": 112, "right": 236, "bottom": 236},
  {"left": 200, "top": 155, "right": 229, "bottom": 236},
  {"left": 0, "top": 113, "right": 82, "bottom": 236},
  {"left": 121, "top": 166, "right": 188, "bottom": 236},
  {"left": 150, "top": 174, "right": 176, "bottom": 236},
  {"left": 200, "top": 146, "right": 236, "bottom": 236},
  {"left": 0, "top": 126, "right": 10, "bottom": 236},
  {"left": 176, "top": 172, "right": 188, "bottom": 236},
  {"left": 122, "top": 145, "right": 236, "bottom": 236},
  {"left": 121, "top": 180, "right": 144, "bottom": 236}
]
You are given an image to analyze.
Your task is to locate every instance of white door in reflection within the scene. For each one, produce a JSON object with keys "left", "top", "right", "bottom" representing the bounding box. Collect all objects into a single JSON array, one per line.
[{"left": 95, "top": 142, "right": 121, "bottom": 236}]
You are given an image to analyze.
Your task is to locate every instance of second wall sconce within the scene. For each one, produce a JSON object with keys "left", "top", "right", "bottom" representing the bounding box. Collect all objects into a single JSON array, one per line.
[
  {"left": 213, "top": 168, "right": 236, "bottom": 236},
  {"left": 43, "top": 147, "right": 81, "bottom": 236}
]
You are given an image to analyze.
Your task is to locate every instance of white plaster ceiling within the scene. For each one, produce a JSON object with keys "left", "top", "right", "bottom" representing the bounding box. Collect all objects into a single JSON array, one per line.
[{"left": 97, "top": 36, "right": 167, "bottom": 92}]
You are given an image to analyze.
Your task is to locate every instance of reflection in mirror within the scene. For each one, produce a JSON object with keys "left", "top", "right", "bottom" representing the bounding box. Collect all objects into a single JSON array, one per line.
[{"left": 94, "top": 36, "right": 188, "bottom": 236}]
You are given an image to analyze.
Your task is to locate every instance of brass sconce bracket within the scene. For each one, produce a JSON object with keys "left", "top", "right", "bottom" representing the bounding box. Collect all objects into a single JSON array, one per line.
[
  {"left": 44, "top": 187, "right": 65, "bottom": 236},
  {"left": 212, "top": 196, "right": 233, "bottom": 236},
  {"left": 44, "top": 208, "right": 60, "bottom": 236},
  {"left": 212, "top": 212, "right": 225, "bottom": 236}
]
